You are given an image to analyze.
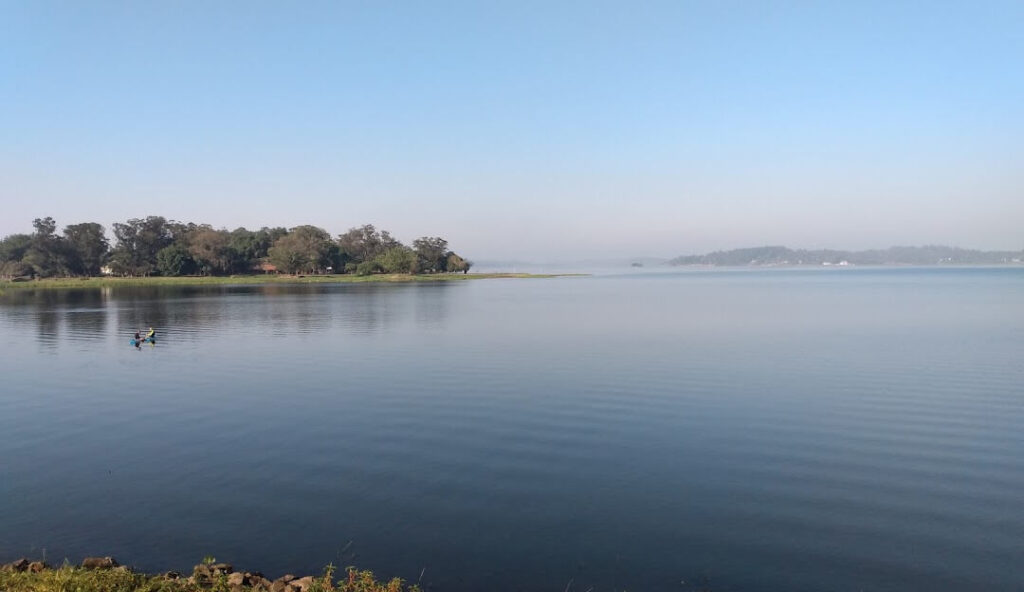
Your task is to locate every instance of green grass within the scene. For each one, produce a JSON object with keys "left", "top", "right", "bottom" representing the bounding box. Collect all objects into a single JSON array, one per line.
[
  {"left": 0, "top": 272, "right": 584, "bottom": 293},
  {"left": 0, "top": 563, "right": 418, "bottom": 592}
]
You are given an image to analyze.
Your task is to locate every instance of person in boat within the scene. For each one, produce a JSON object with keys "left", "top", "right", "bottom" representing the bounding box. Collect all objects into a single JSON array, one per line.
[
  {"left": 134, "top": 331, "right": 141, "bottom": 341},
  {"left": 145, "top": 327, "right": 156, "bottom": 341}
]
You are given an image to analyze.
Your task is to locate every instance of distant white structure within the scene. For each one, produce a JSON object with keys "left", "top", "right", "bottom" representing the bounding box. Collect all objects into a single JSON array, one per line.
[{"left": 100, "top": 265, "right": 114, "bottom": 276}]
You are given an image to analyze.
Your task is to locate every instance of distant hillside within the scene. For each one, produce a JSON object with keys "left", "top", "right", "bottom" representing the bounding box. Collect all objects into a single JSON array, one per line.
[{"left": 669, "top": 245, "right": 1024, "bottom": 267}]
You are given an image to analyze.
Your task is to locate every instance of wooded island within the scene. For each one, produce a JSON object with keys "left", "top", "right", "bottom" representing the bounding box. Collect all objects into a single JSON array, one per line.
[{"left": 0, "top": 217, "right": 470, "bottom": 279}]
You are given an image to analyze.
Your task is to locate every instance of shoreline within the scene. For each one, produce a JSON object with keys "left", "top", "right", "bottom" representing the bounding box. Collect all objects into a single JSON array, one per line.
[
  {"left": 0, "top": 272, "right": 586, "bottom": 293},
  {"left": 1, "top": 556, "right": 416, "bottom": 592}
]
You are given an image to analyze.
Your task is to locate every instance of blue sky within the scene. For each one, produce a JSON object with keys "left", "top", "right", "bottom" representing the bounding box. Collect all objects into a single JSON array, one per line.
[{"left": 2, "top": 1, "right": 1022, "bottom": 260}]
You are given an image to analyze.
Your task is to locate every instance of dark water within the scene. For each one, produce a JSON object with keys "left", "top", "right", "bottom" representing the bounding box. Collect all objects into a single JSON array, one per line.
[{"left": 1, "top": 268, "right": 1022, "bottom": 591}]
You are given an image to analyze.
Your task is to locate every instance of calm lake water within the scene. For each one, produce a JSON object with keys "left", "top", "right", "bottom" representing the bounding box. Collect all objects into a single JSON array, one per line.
[{"left": 1, "top": 268, "right": 1022, "bottom": 591}]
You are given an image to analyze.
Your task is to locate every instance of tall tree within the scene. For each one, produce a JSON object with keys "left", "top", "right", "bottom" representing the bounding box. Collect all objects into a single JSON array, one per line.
[
  {"left": 228, "top": 228, "right": 262, "bottom": 263},
  {"left": 166, "top": 221, "right": 207, "bottom": 247},
  {"left": 375, "top": 246, "right": 419, "bottom": 274},
  {"left": 413, "top": 236, "right": 449, "bottom": 273},
  {"left": 0, "top": 231, "right": 34, "bottom": 279},
  {"left": 32, "top": 216, "right": 57, "bottom": 237},
  {"left": 109, "top": 216, "right": 173, "bottom": 276},
  {"left": 0, "top": 234, "right": 32, "bottom": 264},
  {"left": 445, "top": 252, "right": 471, "bottom": 274},
  {"left": 337, "top": 224, "right": 401, "bottom": 265},
  {"left": 156, "top": 244, "right": 197, "bottom": 276},
  {"left": 189, "top": 229, "right": 239, "bottom": 275},
  {"left": 268, "top": 225, "right": 336, "bottom": 274},
  {"left": 261, "top": 226, "right": 289, "bottom": 246},
  {"left": 229, "top": 227, "right": 288, "bottom": 268},
  {"left": 63, "top": 222, "right": 109, "bottom": 276},
  {"left": 23, "top": 217, "right": 70, "bottom": 277}
]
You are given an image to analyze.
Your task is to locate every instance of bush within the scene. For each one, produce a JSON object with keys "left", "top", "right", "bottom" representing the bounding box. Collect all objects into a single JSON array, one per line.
[
  {"left": 355, "top": 261, "right": 382, "bottom": 276},
  {"left": 0, "top": 563, "right": 421, "bottom": 592},
  {"left": 375, "top": 247, "right": 418, "bottom": 274},
  {"left": 156, "top": 245, "right": 197, "bottom": 277},
  {"left": 0, "top": 260, "right": 33, "bottom": 279}
]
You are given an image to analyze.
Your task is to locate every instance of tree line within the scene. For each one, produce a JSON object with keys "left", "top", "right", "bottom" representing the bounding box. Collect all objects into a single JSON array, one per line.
[{"left": 0, "top": 216, "right": 472, "bottom": 279}]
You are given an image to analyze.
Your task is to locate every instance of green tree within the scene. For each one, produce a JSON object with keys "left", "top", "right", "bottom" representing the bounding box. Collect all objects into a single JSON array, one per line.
[
  {"left": 445, "top": 252, "right": 471, "bottom": 274},
  {"left": 0, "top": 234, "right": 32, "bottom": 264},
  {"left": 63, "top": 222, "right": 109, "bottom": 276},
  {"left": 338, "top": 224, "right": 401, "bottom": 266},
  {"left": 24, "top": 217, "right": 71, "bottom": 277},
  {"left": 109, "top": 216, "right": 173, "bottom": 276},
  {"left": 0, "top": 260, "right": 32, "bottom": 279},
  {"left": 32, "top": 216, "right": 57, "bottom": 237},
  {"left": 375, "top": 246, "right": 419, "bottom": 274},
  {"left": 166, "top": 221, "right": 205, "bottom": 245},
  {"left": 261, "top": 226, "right": 289, "bottom": 247},
  {"left": 189, "top": 229, "right": 240, "bottom": 275},
  {"left": 156, "top": 244, "right": 197, "bottom": 276},
  {"left": 268, "top": 225, "right": 335, "bottom": 274},
  {"left": 228, "top": 228, "right": 261, "bottom": 263},
  {"left": 228, "top": 227, "right": 289, "bottom": 272},
  {"left": 413, "top": 236, "right": 449, "bottom": 273},
  {"left": 228, "top": 227, "right": 289, "bottom": 271},
  {"left": 355, "top": 260, "right": 383, "bottom": 276}
]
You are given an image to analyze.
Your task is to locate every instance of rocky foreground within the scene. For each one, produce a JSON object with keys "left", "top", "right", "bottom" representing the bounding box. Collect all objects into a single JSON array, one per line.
[{"left": 0, "top": 556, "right": 415, "bottom": 592}]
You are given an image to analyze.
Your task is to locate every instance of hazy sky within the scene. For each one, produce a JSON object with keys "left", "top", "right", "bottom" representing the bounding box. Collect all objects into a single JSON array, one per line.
[{"left": 2, "top": 1, "right": 1022, "bottom": 260}]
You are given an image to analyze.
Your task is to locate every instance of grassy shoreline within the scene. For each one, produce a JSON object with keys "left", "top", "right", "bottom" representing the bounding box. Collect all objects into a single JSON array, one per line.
[
  {"left": 0, "top": 558, "right": 415, "bottom": 592},
  {"left": 0, "top": 272, "right": 584, "bottom": 292}
]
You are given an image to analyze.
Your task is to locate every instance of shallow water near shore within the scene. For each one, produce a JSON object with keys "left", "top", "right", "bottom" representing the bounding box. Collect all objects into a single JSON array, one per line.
[{"left": 1, "top": 268, "right": 1023, "bottom": 591}]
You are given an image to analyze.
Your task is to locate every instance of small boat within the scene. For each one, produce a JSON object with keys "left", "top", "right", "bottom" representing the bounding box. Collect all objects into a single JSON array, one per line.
[{"left": 129, "top": 337, "right": 156, "bottom": 346}]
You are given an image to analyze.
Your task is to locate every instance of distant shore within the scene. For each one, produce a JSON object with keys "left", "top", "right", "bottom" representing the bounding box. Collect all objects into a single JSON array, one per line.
[
  {"left": 0, "top": 272, "right": 584, "bottom": 292},
  {"left": 668, "top": 245, "right": 1024, "bottom": 267}
]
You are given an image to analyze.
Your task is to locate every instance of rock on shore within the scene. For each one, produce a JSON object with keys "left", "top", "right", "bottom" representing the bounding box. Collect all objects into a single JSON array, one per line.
[{"left": 0, "top": 556, "right": 350, "bottom": 592}]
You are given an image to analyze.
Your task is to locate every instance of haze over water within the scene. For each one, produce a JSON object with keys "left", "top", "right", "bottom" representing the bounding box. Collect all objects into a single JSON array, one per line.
[
  {"left": 2, "top": 268, "right": 1022, "bottom": 591},
  {"left": 4, "top": 2, "right": 1022, "bottom": 257}
]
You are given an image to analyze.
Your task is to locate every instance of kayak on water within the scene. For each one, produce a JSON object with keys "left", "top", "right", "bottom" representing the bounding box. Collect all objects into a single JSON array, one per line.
[{"left": 131, "top": 327, "right": 157, "bottom": 346}]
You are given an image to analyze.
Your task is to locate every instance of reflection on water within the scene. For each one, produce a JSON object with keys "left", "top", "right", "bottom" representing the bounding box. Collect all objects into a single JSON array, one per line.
[
  {"left": 0, "top": 283, "right": 455, "bottom": 347},
  {"left": 1, "top": 269, "right": 1023, "bottom": 592}
]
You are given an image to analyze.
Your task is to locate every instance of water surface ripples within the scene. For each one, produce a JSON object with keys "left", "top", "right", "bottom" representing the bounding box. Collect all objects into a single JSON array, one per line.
[{"left": 1, "top": 268, "right": 1022, "bottom": 592}]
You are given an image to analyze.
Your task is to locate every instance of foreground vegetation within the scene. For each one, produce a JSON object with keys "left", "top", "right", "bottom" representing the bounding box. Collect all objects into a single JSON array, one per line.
[
  {"left": 0, "top": 558, "right": 416, "bottom": 592},
  {"left": 1, "top": 216, "right": 473, "bottom": 279}
]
